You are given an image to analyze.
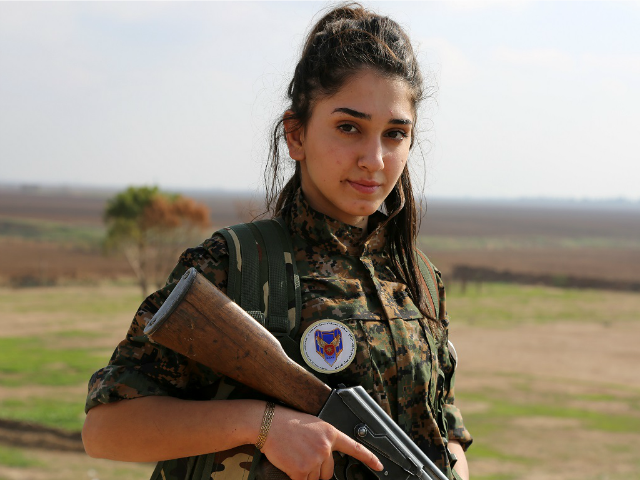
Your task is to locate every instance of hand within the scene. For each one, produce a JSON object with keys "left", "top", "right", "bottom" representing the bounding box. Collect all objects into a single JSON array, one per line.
[{"left": 261, "top": 405, "right": 383, "bottom": 480}]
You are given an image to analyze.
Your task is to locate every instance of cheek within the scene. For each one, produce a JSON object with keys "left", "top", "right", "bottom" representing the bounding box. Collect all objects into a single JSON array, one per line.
[
  {"left": 327, "top": 145, "right": 349, "bottom": 168},
  {"left": 322, "top": 154, "right": 349, "bottom": 178},
  {"left": 308, "top": 159, "right": 341, "bottom": 189},
  {"left": 390, "top": 154, "right": 408, "bottom": 179}
]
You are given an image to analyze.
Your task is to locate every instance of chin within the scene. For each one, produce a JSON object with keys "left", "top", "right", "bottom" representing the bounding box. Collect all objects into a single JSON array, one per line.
[{"left": 345, "top": 200, "right": 383, "bottom": 218}]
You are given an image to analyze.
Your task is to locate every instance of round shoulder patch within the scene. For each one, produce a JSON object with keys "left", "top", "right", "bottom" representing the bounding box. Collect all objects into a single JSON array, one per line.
[{"left": 300, "top": 320, "right": 356, "bottom": 374}]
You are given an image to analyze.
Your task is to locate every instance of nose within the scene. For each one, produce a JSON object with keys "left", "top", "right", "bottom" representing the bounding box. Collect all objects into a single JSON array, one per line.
[{"left": 357, "top": 137, "right": 385, "bottom": 172}]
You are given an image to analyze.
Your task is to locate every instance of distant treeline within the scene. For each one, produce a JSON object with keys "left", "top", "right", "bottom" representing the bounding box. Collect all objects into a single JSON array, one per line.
[{"left": 452, "top": 265, "right": 640, "bottom": 293}]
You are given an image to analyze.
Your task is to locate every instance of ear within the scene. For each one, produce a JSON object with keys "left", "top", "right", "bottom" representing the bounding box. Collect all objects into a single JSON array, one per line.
[{"left": 283, "top": 111, "right": 305, "bottom": 162}]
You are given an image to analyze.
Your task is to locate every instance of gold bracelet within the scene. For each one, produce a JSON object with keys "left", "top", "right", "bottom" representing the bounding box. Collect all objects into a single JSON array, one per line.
[{"left": 255, "top": 401, "right": 276, "bottom": 450}]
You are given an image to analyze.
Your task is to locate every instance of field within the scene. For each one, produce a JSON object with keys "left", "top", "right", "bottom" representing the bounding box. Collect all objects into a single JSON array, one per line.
[
  {"left": 1, "top": 186, "right": 639, "bottom": 479},
  {"left": 2, "top": 187, "right": 640, "bottom": 284},
  {"left": 2, "top": 281, "right": 639, "bottom": 480}
]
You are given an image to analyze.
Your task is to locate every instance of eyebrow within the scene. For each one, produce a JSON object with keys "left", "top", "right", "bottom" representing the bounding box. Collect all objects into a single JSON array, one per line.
[{"left": 332, "top": 107, "right": 412, "bottom": 125}]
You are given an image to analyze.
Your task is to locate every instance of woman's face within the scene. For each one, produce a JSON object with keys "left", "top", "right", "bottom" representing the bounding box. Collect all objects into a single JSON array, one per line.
[{"left": 285, "top": 69, "right": 414, "bottom": 230}]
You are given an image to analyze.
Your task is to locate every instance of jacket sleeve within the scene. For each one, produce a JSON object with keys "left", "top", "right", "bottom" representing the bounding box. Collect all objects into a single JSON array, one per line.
[
  {"left": 85, "top": 234, "right": 230, "bottom": 412},
  {"left": 436, "top": 270, "right": 473, "bottom": 451},
  {"left": 441, "top": 349, "right": 473, "bottom": 450}
]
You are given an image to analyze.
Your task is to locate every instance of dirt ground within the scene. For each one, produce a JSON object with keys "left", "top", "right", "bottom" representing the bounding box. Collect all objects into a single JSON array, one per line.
[
  {"left": 451, "top": 319, "right": 640, "bottom": 390},
  {"left": 0, "top": 238, "right": 133, "bottom": 285},
  {"left": 429, "top": 246, "right": 640, "bottom": 284},
  {"left": 1, "top": 187, "right": 639, "bottom": 479},
  {"left": 2, "top": 324, "right": 639, "bottom": 479},
  {"left": 451, "top": 321, "right": 640, "bottom": 479},
  {"left": 1, "top": 283, "right": 639, "bottom": 479},
  {"left": 0, "top": 446, "right": 152, "bottom": 480},
  {"left": 2, "top": 187, "right": 640, "bottom": 285},
  {"left": 4, "top": 237, "right": 638, "bottom": 287}
]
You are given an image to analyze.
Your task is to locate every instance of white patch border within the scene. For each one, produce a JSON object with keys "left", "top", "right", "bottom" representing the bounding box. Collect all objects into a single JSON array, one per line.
[{"left": 300, "top": 320, "right": 356, "bottom": 374}]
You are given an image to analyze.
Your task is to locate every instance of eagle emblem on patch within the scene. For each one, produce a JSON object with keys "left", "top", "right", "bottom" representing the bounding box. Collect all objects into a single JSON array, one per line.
[
  {"left": 315, "top": 329, "right": 343, "bottom": 366},
  {"left": 301, "top": 320, "right": 356, "bottom": 374}
]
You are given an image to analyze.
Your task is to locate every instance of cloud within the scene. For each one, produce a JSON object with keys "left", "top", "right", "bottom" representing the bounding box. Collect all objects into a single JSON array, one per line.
[
  {"left": 84, "top": 0, "right": 266, "bottom": 23},
  {"left": 492, "top": 47, "right": 640, "bottom": 78},
  {"left": 82, "top": 2, "right": 183, "bottom": 23},
  {"left": 442, "top": 0, "right": 532, "bottom": 13},
  {"left": 0, "top": 2, "right": 76, "bottom": 45},
  {"left": 419, "top": 37, "right": 478, "bottom": 85},
  {"left": 626, "top": 0, "right": 640, "bottom": 10},
  {"left": 493, "top": 47, "right": 575, "bottom": 71},
  {"left": 580, "top": 53, "right": 640, "bottom": 75}
]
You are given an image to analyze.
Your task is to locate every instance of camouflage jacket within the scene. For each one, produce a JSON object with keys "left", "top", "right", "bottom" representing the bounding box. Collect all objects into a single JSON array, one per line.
[{"left": 86, "top": 190, "right": 472, "bottom": 480}]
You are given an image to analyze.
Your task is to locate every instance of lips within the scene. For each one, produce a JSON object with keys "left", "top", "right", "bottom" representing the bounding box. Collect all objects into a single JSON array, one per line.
[{"left": 347, "top": 180, "right": 381, "bottom": 194}]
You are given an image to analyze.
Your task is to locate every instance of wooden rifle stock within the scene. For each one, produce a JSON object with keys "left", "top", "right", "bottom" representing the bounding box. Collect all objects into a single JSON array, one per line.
[{"left": 143, "top": 268, "right": 332, "bottom": 415}]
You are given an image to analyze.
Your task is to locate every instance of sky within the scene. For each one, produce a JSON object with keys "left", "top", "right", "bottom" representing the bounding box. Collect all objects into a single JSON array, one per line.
[{"left": 1, "top": 1, "right": 639, "bottom": 200}]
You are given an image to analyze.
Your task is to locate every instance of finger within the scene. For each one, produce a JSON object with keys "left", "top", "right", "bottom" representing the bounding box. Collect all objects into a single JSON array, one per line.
[
  {"left": 333, "top": 432, "right": 383, "bottom": 471},
  {"left": 306, "top": 466, "right": 321, "bottom": 480},
  {"left": 319, "top": 455, "right": 335, "bottom": 480}
]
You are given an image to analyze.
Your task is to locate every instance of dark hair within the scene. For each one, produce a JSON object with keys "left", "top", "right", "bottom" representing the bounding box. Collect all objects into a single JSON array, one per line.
[{"left": 264, "top": 4, "right": 437, "bottom": 323}]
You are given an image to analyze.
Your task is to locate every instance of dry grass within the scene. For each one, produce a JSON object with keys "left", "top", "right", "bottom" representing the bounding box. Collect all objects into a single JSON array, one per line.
[
  {"left": 0, "top": 282, "right": 639, "bottom": 479},
  {"left": 0, "top": 447, "right": 152, "bottom": 480},
  {"left": 449, "top": 285, "right": 640, "bottom": 480},
  {"left": 2, "top": 187, "right": 639, "bottom": 479}
]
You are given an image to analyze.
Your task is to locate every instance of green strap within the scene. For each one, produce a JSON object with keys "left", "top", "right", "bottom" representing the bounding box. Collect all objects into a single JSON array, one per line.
[
  {"left": 201, "top": 220, "right": 304, "bottom": 480},
  {"left": 252, "top": 220, "right": 290, "bottom": 334},
  {"left": 451, "top": 465, "right": 463, "bottom": 480},
  {"left": 275, "top": 216, "right": 302, "bottom": 337},
  {"left": 218, "top": 228, "right": 241, "bottom": 304},
  {"left": 220, "top": 224, "right": 266, "bottom": 325},
  {"left": 149, "top": 461, "right": 164, "bottom": 480},
  {"left": 247, "top": 448, "right": 263, "bottom": 480},
  {"left": 233, "top": 223, "right": 264, "bottom": 323},
  {"left": 416, "top": 249, "right": 440, "bottom": 319},
  {"left": 192, "top": 454, "right": 207, "bottom": 480},
  {"left": 220, "top": 218, "right": 302, "bottom": 337},
  {"left": 221, "top": 218, "right": 305, "bottom": 480}
]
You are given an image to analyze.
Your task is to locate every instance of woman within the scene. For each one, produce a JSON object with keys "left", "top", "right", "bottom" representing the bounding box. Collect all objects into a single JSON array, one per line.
[{"left": 82, "top": 5, "right": 472, "bottom": 480}]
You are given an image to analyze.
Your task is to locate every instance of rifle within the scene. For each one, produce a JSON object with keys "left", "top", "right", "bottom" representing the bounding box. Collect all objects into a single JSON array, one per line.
[{"left": 144, "top": 267, "right": 450, "bottom": 480}]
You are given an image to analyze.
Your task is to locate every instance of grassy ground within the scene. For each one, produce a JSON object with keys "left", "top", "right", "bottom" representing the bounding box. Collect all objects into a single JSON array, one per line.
[
  {"left": 0, "top": 445, "right": 152, "bottom": 480},
  {"left": 0, "top": 217, "right": 104, "bottom": 249},
  {"left": 445, "top": 283, "right": 640, "bottom": 480},
  {"left": 0, "top": 282, "right": 639, "bottom": 479},
  {"left": 420, "top": 234, "right": 640, "bottom": 251},
  {"left": 445, "top": 282, "right": 640, "bottom": 326},
  {"left": 0, "top": 281, "right": 151, "bottom": 480}
]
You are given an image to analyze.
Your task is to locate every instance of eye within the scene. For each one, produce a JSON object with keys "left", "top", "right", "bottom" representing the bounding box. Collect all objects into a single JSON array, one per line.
[
  {"left": 337, "top": 123, "right": 358, "bottom": 134},
  {"left": 386, "top": 130, "right": 409, "bottom": 140}
]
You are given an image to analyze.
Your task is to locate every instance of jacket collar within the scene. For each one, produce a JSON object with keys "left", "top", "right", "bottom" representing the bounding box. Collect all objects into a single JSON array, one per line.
[{"left": 285, "top": 188, "right": 402, "bottom": 257}]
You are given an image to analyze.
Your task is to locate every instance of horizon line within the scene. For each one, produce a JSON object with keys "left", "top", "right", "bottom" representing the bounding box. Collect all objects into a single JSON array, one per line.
[{"left": 1, "top": 181, "right": 639, "bottom": 205}]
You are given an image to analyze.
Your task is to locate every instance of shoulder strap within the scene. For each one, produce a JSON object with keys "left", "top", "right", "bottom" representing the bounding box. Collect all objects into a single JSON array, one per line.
[
  {"left": 252, "top": 218, "right": 301, "bottom": 337},
  {"left": 157, "top": 220, "right": 299, "bottom": 480},
  {"left": 219, "top": 219, "right": 306, "bottom": 480},
  {"left": 415, "top": 248, "right": 440, "bottom": 320},
  {"left": 219, "top": 224, "right": 265, "bottom": 324},
  {"left": 274, "top": 216, "right": 303, "bottom": 333},
  {"left": 219, "top": 218, "right": 301, "bottom": 338}
]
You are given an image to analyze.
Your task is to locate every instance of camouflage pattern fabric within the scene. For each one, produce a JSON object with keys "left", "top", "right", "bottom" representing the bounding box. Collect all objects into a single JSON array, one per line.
[{"left": 86, "top": 189, "right": 472, "bottom": 480}]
